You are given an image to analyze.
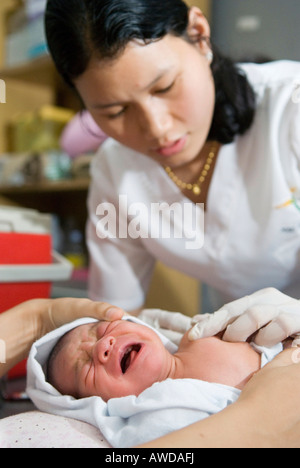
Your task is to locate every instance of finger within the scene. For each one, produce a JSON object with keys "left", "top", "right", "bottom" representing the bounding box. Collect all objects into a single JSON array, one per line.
[
  {"left": 138, "top": 309, "right": 170, "bottom": 329},
  {"left": 254, "top": 313, "right": 300, "bottom": 347},
  {"left": 220, "top": 295, "right": 254, "bottom": 316},
  {"left": 292, "top": 334, "right": 300, "bottom": 348},
  {"left": 50, "top": 298, "right": 125, "bottom": 328},
  {"left": 78, "top": 301, "right": 125, "bottom": 322},
  {"left": 191, "top": 313, "right": 212, "bottom": 325},
  {"left": 140, "top": 309, "right": 192, "bottom": 334},
  {"left": 188, "top": 309, "right": 235, "bottom": 340},
  {"left": 104, "top": 306, "right": 126, "bottom": 321},
  {"left": 188, "top": 289, "right": 287, "bottom": 341},
  {"left": 223, "top": 288, "right": 294, "bottom": 316},
  {"left": 222, "top": 304, "right": 280, "bottom": 342},
  {"left": 247, "top": 288, "right": 294, "bottom": 306},
  {"left": 188, "top": 295, "right": 264, "bottom": 341},
  {"left": 158, "top": 311, "right": 191, "bottom": 333},
  {"left": 189, "top": 291, "right": 300, "bottom": 342},
  {"left": 71, "top": 300, "right": 125, "bottom": 321},
  {"left": 155, "top": 328, "right": 183, "bottom": 346},
  {"left": 218, "top": 289, "right": 278, "bottom": 317},
  {"left": 138, "top": 309, "right": 157, "bottom": 327}
]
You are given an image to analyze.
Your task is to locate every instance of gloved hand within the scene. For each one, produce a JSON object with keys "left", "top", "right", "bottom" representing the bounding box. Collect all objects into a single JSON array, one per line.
[
  {"left": 138, "top": 308, "right": 193, "bottom": 345},
  {"left": 188, "top": 288, "right": 300, "bottom": 347}
]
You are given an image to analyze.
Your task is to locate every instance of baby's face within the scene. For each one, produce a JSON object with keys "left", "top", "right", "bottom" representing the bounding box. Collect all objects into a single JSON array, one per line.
[{"left": 50, "top": 320, "right": 171, "bottom": 402}]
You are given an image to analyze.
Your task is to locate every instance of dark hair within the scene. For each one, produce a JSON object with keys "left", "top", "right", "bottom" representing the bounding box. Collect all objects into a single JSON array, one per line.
[
  {"left": 45, "top": 0, "right": 256, "bottom": 144},
  {"left": 46, "top": 330, "right": 78, "bottom": 398}
]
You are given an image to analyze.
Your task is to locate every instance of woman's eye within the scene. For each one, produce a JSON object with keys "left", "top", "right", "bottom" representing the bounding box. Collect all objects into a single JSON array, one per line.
[
  {"left": 107, "top": 108, "right": 126, "bottom": 120},
  {"left": 155, "top": 81, "right": 175, "bottom": 95}
]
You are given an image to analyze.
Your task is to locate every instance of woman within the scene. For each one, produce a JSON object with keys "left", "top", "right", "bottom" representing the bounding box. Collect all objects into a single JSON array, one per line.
[{"left": 45, "top": 0, "right": 300, "bottom": 315}]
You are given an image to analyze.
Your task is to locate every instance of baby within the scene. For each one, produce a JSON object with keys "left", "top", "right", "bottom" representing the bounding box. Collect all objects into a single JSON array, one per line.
[{"left": 47, "top": 317, "right": 262, "bottom": 402}]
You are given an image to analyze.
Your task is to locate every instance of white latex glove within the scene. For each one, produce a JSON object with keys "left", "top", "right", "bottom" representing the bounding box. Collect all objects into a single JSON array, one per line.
[
  {"left": 188, "top": 288, "right": 300, "bottom": 347},
  {"left": 138, "top": 308, "right": 192, "bottom": 345}
]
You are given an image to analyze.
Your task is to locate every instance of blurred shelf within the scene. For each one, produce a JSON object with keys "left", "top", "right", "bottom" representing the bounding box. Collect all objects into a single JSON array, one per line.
[
  {"left": 0, "top": 178, "right": 90, "bottom": 195},
  {"left": 51, "top": 268, "right": 89, "bottom": 298},
  {"left": 0, "top": 55, "right": 58, "bottom": 87},
  {"left": 51, "top": 280, "right": 88, "bottom": 299}
]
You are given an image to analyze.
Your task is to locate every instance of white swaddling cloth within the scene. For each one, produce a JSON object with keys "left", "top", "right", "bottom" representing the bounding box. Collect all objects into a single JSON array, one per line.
[{"left": 26, "top": 316, "right": 282, "bottom": 448}]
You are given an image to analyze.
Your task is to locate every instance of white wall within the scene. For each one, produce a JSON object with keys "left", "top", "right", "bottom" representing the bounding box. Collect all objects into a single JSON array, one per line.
[{"left": 211, "top": 0, "right": 300, "bottom": 62}]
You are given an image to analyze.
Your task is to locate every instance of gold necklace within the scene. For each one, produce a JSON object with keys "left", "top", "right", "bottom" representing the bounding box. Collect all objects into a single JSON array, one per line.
[{"left": 165, "top": 142, "right": 218, "bottom": 196}]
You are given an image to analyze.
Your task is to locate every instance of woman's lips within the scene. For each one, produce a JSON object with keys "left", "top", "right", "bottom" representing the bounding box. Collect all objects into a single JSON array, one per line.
[{"left": 155, "top": 135, "right": 187, "bottom": 157}]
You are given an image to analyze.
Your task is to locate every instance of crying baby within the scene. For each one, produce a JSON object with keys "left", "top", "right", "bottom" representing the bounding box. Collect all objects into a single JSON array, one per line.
[{"left": 47, "top": 318, "right": 261, "bottom": 402}]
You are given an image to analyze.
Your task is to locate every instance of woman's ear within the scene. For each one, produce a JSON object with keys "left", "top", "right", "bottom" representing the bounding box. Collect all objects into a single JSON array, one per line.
[{"left": 187, "top": 7, "right": 212, "bottom": 57}]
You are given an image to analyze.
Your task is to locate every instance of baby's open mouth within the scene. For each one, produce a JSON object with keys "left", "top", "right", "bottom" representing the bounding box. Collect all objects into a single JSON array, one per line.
[{"left": 120, "top": 344, "right": 142, "bottom": 374}]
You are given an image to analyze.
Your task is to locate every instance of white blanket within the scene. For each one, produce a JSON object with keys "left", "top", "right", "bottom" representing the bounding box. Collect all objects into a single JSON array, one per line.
[{"left": 26, "top": 316, "right": 282, "bottom": 448}]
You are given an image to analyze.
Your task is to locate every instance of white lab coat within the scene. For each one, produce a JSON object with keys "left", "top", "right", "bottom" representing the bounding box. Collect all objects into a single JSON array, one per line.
[{"left": 87, "top": 60, "right": 300, "bottom": 311}]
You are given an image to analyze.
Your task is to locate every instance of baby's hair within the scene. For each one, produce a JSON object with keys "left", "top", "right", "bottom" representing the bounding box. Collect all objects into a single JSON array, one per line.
[
  {"left": 47, "top": 321, "right": 106, "bottom": 398},
  {"left": 46, "top": 330, "right": 73, "bottom": 394}
]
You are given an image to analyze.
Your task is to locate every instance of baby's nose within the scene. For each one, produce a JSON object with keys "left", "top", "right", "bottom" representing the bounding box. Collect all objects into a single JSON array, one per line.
[{"left": 95, "top": 335, "right": 116, "bottom": 363}]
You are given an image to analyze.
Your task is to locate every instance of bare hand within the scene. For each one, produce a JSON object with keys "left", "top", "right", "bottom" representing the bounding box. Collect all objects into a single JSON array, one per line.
[
  {"left": 238, "top": 348, "right": 300, "bottom": 447},
  {"left": 41, "top": 298, "right": 125, "bottom": 336}
]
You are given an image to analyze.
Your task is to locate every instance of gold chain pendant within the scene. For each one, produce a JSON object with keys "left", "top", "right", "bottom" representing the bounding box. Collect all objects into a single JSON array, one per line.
[{"left": 165, "top": 142, "right": 218, "bottom": 196}]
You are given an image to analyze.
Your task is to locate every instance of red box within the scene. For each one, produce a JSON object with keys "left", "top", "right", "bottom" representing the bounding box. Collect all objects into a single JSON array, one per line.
[{"left": 0, "top": 232, "right": 52, "bottom": 378}]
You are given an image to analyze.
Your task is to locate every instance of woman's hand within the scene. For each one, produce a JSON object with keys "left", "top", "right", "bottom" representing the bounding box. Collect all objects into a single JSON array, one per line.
[
  {"left": 0, "top": 298, "right": 125, "bottom": 378},
  {"left": 40, "top": 298, "right": 125, "bottom": 336},
  {"left": 236, "top": 348, "right": 300, "bottom": 447},
  {"left": 189, "top": 288, "right": 300, "bottom": 347}
]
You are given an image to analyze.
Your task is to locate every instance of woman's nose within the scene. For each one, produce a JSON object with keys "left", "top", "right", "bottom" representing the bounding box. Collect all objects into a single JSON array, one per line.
[
  {"left": 94, "top": 335, "right": 116, "bottom": 363},
  {"left": 139, "top": 102, "right": 172, "bottom": 140}
]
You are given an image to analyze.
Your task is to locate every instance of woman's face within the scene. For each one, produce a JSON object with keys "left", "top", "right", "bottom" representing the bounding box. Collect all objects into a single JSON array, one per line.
[{"left": 75, "top": 31, "right": 215, "bottom": 169}]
